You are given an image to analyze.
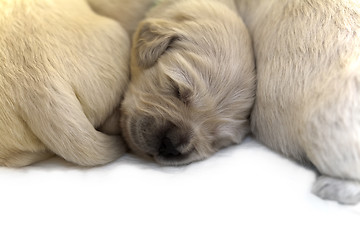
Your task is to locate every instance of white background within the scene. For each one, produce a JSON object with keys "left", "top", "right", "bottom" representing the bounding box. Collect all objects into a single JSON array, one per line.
[{"left": 0, "top": 137, "right": 359, "bottom": 240}]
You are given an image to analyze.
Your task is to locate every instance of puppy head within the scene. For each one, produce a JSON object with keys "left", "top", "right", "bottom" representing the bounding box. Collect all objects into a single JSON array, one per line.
[{"left": 121, "top": 6, "right": 256, "bottom": 166}]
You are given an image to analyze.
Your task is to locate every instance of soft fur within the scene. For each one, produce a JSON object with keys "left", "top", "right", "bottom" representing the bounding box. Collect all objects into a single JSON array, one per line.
[
  {"left": 0, "top": 0, "right": 130, "bottom": 167},
  {"left": 87, "top": 0, "right": 155, "bottom": 36},
  {"left": 120, "top": 0, "right": 256, "bottom": 165},
  {"left": 235, "top": 0, "right": 360, "bottom": 204}
]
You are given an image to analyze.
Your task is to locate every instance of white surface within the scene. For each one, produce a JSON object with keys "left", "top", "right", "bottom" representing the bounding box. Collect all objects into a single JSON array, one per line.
[{"left": 0, "top": 137, "right": 359, "bottom": 240}]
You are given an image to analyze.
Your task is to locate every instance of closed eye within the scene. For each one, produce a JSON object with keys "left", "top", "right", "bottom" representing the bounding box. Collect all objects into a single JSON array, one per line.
[
  {"left": 174, "top": 85, "right": 182, "bottom": 100},
  {"left": 172, "top": 83, "right": 191, "bottom": 105}
]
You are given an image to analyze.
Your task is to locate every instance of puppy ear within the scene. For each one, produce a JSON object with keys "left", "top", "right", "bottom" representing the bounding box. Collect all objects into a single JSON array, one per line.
[{"left": 134, "top": 18, "right": 181, "bottom": 68}]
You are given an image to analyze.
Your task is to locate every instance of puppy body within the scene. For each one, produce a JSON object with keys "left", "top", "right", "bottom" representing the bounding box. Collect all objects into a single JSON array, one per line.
[
  {"left": 0, "top": 0, "right": 130, "bottom": 166},
  {"left": 121, "top": 0, "right": 256, "bottom": 165},
  {"left": 236, "top": 0, "right": 360, "bottom": 204},
  {"left": 87, "top": 0, "right": 155, "bottom": 36}
]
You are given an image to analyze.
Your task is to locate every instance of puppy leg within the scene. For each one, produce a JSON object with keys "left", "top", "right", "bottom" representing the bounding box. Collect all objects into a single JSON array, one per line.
[
  {"left": 303, "top": 97, "right": 360, "bottom": 204},
  {"left": 307, "top": 139, "right": 360, "bottom": 205},
  {"left": 312, "top": 176, "right": 360, "bottom": 205},
  {"left": 20, "top": 84, "right": 126, "bottom": 167},
  {"left": 1, "top": 151, "right": 54, "bottom": 168}
]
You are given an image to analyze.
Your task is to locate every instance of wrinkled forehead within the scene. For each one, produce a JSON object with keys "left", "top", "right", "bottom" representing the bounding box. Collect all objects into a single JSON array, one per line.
[{"left": 130, "top": 12, "right": 250, "bottom": 90}]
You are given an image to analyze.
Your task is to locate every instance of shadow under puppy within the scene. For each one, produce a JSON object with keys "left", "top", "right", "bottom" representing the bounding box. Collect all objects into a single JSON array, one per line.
[
  {"left": 236, "top": 0, "right": 360, "bottom": 204},
  {"left": 0, "top": 0, "right": 130, "bottom": 167},
  {"left": 120, "top": 0, "right": 256, "bottom": 165}
]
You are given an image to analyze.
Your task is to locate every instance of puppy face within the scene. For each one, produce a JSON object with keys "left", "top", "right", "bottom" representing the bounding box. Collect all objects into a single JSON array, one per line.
[{"left": 121, "top": 5, "right": 256, "bottom": 166}]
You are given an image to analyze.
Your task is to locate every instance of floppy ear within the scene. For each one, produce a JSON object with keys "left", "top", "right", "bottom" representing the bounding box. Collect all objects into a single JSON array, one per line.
[{"left": 134, "top": 18, "right": 181, "bottom": 68}]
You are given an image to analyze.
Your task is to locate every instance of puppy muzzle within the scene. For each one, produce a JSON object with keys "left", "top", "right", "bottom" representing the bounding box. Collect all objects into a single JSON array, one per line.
[{"left": 131, "top": 115, "right": 194, "bottom": 164}]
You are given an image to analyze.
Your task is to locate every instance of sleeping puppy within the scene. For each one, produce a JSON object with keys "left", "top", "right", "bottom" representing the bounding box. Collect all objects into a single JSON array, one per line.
[
  {"left": 120, "top": 0, "right": 256, "bottom": 165},
  {"left": 236, "top": 0, "right": 360, "bottom": 204},
  {"left": 0, "top": 0, "right": 130, "bottom": 167}
]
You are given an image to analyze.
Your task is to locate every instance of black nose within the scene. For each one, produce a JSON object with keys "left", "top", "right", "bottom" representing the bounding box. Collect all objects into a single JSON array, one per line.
[{"left": 159, "top": 137, "right": 181, "bottom": 158}]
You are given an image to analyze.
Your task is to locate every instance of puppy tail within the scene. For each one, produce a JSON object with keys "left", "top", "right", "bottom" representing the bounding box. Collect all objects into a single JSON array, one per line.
[{"left": 20, "top": 83, "right": 126, "bottom": 167}]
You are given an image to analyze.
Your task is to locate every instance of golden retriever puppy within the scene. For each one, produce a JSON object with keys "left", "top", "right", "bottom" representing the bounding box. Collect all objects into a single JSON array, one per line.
[
  {"left": 0, "top": 0, "right": 130, "bottom": 167},
  {"left": 236, "top": 0, "right": 360, "bottom": 204},
  {"left": 120, "top": 0, "right": 256, "bottom": 165}
]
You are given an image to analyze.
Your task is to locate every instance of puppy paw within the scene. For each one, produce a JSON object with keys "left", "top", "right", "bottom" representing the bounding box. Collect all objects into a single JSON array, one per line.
[{"left": 312, "top": 176, "right": 360, "bottom": 205}]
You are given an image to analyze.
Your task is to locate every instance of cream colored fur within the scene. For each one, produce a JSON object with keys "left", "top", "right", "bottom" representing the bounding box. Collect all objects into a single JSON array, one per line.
[
  {"left": 235, "top": 0, "right": 360, "bottom": 204},
  {"left": 0, "top": 0, "right": 130, "bottom": 167},
  {"left": 120, "top": 0, "right": 256, "bottom": 165},
  {"left": 87, "top": 0, "right": 155, "bottom": 36}
]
